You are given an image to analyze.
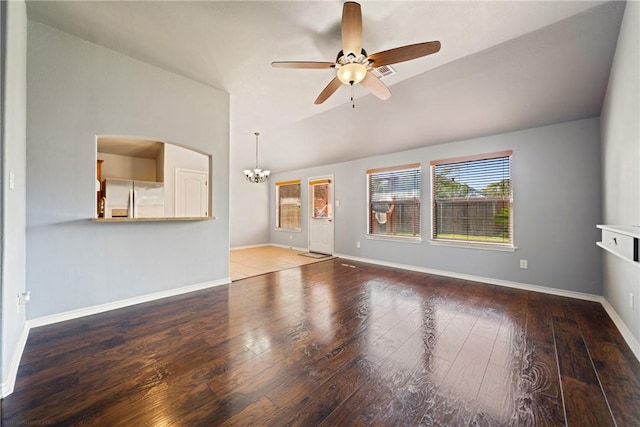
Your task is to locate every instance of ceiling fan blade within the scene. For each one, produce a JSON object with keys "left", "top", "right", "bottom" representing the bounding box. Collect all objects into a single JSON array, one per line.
[
  {"left": 368, "top": 41, "right": 441, "bottom": 67},
  {"left": 314, "top": 77, "right": 342, "bottom": 104},
  {"left": 341, "top": 1, "right": 362, "bottom": 55},
  {"left": 360, "top": 72, "right": 391, "bottom": 100},
  {"left": 271, "top": 61, "right": 335, "bottom": 69}
]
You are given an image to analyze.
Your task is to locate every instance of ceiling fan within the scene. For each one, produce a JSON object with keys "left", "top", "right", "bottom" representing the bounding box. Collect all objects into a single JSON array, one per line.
[{"left": 271, "top": 1, "right": 441, "bottom": 105}]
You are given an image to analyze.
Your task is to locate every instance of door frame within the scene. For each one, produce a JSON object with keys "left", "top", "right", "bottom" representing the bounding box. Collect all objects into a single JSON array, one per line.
[{"left": 307, "top": 174, "right": 334, "bottom": 255}]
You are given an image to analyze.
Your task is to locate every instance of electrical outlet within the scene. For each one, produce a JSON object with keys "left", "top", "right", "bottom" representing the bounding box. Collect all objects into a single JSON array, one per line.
[
  {"left": 519, "top": 260, "right": 528, "bottom": 269},
  {"left": 356, "top": 241, "right": 361, "bottom": 248},
  {"left": 289, "top": 234, "right": 293, "bottom": 240}
]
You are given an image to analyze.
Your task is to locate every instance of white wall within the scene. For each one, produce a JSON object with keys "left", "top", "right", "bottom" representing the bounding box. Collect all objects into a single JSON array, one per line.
[
  {"left": 1, "top": 0, "right": 27, "bottom": 397},
  {"left": 600, "top": 1, "right": 640, "bottom": 343},
  {"left": 229, "top": 146, "right": 270, "bottom": 248},
  {"left": 26, "top": 21, "right": 230, "bottom": 319},
  {"left": 270, "top": 118, "right": 603, "bottom": 296}
]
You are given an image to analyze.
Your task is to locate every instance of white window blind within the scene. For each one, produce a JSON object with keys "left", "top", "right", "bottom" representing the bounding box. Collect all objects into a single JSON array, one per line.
[
  {"left": 431, "top": 151, "right": 512, "bottom": 246},
  {"left": 276, "top": 180, "right": 301, "bottom": 230},
  {"left": 367, "top": 163, "right": 421, "bottom": 239}
]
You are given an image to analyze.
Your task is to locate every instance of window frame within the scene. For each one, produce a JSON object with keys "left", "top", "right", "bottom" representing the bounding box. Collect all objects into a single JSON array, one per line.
[
  {"left": 275, "top": 179, "right": 302, "bottom": 231},
  {"left": 366, "top": 163, "right": 422, "bottom": 242},
  {"left": 430, "top": 150, "right": 514, "bottom": 250}
]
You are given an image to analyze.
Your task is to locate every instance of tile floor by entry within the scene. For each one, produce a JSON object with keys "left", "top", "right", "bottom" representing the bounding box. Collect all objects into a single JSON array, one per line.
[{"left": 230, "top": 245, "right": 334, "bottom": 281}]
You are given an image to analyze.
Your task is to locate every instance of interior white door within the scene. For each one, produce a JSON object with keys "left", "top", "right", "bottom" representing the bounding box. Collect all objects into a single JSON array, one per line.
[
  {"left": 175, "top": 169, "right": 208, "bottom": 217},
  {"left": 308, "top": 177, "right": 334, "bottom": 255}
]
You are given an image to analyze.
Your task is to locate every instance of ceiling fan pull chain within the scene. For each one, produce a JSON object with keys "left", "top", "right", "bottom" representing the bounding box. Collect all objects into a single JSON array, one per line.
[{"left": 351, "top": 83, "right": 355, "bottom": 109}]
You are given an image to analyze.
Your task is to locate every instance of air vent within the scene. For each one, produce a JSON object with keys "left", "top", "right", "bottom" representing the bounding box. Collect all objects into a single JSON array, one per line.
[{"left": 370, "top": 64, "right": 396, "bottom": 79}]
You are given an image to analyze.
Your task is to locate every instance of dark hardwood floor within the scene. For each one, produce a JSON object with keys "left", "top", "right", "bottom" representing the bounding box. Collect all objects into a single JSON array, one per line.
[{"left": 3, "top": 259, "right": 640, "bottom": 426}]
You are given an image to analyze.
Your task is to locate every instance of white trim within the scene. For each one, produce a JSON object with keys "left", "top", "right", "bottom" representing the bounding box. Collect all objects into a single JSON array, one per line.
[
  {"left": 597, "top": 242, "right": 640, "bottom": 267},
  {"left": 429, "top": 239, "right": 517, "bottom": 252},
  {"left": 2, "top": 262, "right": 639, "bottom": 399},
  {"left": 307, "top": 174, "right": 335, "bottom": 255},
  {"left": 1, "top": 323, "right": 30, "bottom": 398},
  {"left": 599, "top": 297, "right": 640, "bottom": 361},
  {"left": 28, "top": 278, "right": 230, "bottom": 329},
  {"left": 230, "top": 243, "right": 309, "bottom": 252},
  {"left": 597, "top": 224, "right": 640, "bottom": 239},
  {"left": 269, "top": 243, "right": 309, "bottom": 252},
  {"left": 230, "top": 243, "right": 270, "bottom": 250},
  {"left": 365, "top": 234, "right": 422, "bottom": 244},
  {"left": 335, "top": 253, "right": 640, "bottom": 363},
  {"left": 1, "top": 278, "right": 229, "bottom": 398},
  {"left": 335, "top": 253, "right": 599, "bottom": 301}
]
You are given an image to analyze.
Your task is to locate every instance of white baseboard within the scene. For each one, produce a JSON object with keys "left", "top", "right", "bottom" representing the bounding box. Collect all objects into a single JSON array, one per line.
[
  {"left": 336, "top": 253, "right": 601, "bottom": 301},
  {"left": 269, "top": 243, "right": 308, "bottom": 252},
  {"left": 335, "top": 252, "right": 640, "bottom": 363},
  {"left": 1, "top": 323, "right": 30, "bottom": 398},
  {"left": 599, "top": 297, "right": 640, "bottom": 361},
  {"left": 28, "top": 277, "right": 231, "bottom": 329},
  {"left": 231, "top": 243, "right": 310, "bottom": 253},
  {"left": 230, "top": 243, "right": 269, "bottom": 250},
  {"left": 1, "top": 277, "right": 230, "bottom": 398},
  {"left": 4, "top": 258, "right": 638, "bottom": 399}
]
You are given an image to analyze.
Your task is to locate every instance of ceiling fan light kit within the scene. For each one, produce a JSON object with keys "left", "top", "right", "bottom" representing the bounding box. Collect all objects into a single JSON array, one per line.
[
  {"left": 337, "top": 62, "right": 367, "bottom": 85},
  {"left": 244, "top": 132, "right": 270, "bottom": 183},
  {"left": 271, "top": 1, "right": 441, "bottom": 104}
]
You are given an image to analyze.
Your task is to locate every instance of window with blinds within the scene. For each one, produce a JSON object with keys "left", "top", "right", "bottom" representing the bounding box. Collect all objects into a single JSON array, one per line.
[
  {"left": 431, "top": 151, "right": 513, "bottom": 246},
  {"left": 367, "top": 163, "right": 421, "bottom": 239},
  {"left": 276, "top": 180, "right": 301, "bottom": 230}
]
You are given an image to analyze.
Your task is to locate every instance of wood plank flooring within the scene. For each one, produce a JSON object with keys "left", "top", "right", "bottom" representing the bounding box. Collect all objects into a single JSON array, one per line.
[{"left": 3, "top": 259, "right": 639, "bottom": 426}]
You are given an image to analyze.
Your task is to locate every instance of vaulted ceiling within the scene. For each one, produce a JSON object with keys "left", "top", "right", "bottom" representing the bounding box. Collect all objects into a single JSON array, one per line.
[{"left": 26, "top": 1, "right": 625, "bottom": 173}]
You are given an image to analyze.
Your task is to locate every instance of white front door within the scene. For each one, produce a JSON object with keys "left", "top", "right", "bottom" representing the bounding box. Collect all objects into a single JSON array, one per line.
[
  {"left": 308, "top": 176, "right": 334, "bottom": 255},
  {"left": 175, "top": 169, "right": 208, "bottom": 217}
]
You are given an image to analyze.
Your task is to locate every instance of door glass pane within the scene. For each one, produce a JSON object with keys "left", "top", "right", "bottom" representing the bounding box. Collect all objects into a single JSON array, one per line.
[{"left": 312, "top": 183, "right": 330, "bottom": 218}]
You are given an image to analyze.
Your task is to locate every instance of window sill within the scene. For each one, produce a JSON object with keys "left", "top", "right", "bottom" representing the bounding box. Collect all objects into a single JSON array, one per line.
[
  {"left": 92, "top": 216, "right": 214, "bottom": 223},
  {"left": 429, "top": 239, "right": 517, "bottom": 252},
  {"left": 276, "top": 228, "right": 302, "bottom": 233},
  {"left": 365, "top": 234, "right": 422, "bottom": 244}
]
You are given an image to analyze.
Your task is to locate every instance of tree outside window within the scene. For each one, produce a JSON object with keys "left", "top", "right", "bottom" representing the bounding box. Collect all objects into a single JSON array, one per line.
[{"left": 431, "top": 152, "right": 513, "bottom": 246}]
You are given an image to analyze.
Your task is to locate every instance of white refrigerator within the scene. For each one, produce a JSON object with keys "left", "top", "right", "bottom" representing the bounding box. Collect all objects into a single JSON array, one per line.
[{"left": 103, "top": 178, "right": 165, "bottom": 218}]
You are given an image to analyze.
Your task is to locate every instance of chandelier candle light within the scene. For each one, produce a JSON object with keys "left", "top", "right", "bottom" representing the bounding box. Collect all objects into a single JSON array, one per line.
[{"left": 243, "top": 132, "right": 271, "bottom": 183}]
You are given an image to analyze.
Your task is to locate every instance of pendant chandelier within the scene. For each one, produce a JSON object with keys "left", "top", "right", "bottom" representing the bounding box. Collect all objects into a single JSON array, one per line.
[{"left": 243, "top": 132, "right": 270, "bottom": 183}]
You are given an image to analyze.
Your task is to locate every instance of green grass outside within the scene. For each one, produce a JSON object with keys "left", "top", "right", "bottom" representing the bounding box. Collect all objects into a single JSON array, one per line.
[
  {"left": 375, "top": 232, "right": 510, "bottom": 244},
  {"left": 435, "top": 233, "right": 510, "bottom": 243}
]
